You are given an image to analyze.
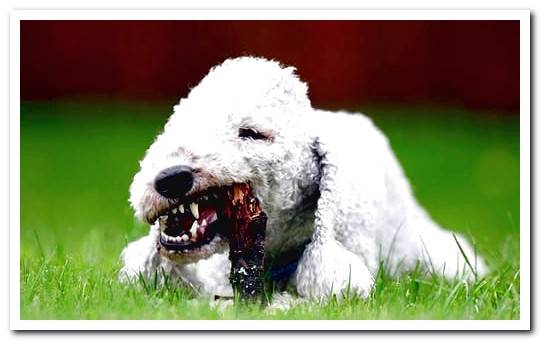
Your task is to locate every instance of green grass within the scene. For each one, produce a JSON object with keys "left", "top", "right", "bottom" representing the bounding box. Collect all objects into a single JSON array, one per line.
[{"left": 20, "top": 101, "right": 520, "bottom": 320}]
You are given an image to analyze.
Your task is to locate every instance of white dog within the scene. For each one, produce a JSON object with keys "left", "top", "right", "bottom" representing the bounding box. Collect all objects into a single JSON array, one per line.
[{"left": 120, "top": 56, "right": 487, "bottom": 303}]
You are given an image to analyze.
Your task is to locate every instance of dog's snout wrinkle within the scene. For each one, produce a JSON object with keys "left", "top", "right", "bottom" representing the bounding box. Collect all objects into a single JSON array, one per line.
[{"left": 154, "top": 165, "right": 194, "bottom": 199}]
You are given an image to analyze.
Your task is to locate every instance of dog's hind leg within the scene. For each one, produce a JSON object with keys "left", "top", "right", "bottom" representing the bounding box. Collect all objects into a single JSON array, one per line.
[
  {"left": 384, "top": 209, "right": 489, "bottom": 280},
  {"left": 414, "top": 221, "right": 488, "bottom": 280}
]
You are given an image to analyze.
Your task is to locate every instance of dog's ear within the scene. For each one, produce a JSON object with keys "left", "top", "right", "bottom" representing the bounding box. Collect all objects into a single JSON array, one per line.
[
  {"left": 310, "top": 133, "right": 386, "bottom": 244},
  {"left": 310, "top": 137, "right": 341, "bottom": 242}
]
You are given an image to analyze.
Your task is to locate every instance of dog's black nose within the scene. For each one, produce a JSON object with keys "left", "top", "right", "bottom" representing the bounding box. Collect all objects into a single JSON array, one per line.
[{"left": 154, "top": 165, "right": 194, "bottom": 199}]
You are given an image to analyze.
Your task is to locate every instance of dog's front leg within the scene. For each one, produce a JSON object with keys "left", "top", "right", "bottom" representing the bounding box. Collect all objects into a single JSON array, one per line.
[
  {"left": 291, "top": 135, "right": 384, "bottom": 300},
  {"left": 293, "top": 234, "right": 374, "bottom": 300},
  {"left": 118, "top": 224, "right": 161, "bottom": 283},
  {"left": 291, "top": 173, "right": 375, "bottom": 300}
]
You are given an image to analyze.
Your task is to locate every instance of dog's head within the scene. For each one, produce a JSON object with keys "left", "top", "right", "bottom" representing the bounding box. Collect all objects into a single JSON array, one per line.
[{"left": 129, "top": 57, "right": 320, "bottom": 262}]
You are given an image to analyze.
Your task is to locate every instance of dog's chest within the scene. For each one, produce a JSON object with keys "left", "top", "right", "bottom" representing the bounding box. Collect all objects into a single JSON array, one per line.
[{"left": 263, "top": 197, "right": 317, "bottom": 257}]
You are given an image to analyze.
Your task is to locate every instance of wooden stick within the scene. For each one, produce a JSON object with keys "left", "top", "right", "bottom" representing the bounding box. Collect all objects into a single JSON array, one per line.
[{"left": 224, "top": 184, "right": 267, "bottom": 301}]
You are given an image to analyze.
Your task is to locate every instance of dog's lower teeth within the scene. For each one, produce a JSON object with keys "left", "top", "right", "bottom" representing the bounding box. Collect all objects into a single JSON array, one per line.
[
  {"left": 181, "top": 234, "right": 189, "bottom": 241},
  {"left": 179, "top": 204, "right": 184, "bottom": 213},
  {"left": 172, "top": 208, "right": 178, "bottom": 214}
]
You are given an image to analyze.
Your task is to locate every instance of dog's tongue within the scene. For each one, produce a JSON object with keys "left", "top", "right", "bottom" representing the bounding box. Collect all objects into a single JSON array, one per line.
[
  {"left": 178, "top": 206, "right": 217, "bottom": 232},
  {"left": 199, "top": 208, "right": 218, "bottom": 226}
]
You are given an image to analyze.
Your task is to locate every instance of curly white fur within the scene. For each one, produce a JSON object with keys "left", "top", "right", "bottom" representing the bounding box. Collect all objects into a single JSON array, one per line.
[{"left": 120, "top": 56, "right": 487, "bottom": 304}]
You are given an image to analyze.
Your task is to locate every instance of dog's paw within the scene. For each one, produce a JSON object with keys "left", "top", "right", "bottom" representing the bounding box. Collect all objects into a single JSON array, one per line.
[
  {"left": 293, "top": 239, "right": 374, "bottom": 300},
  {"left": 118, "top": 232, "right": 161, "bottom": 283},
  {"left": 265, "top": 292, "right": 307, "bottom": 313},
  {"left": 208, "top": 296, "right": 235, "bottom": 313}
]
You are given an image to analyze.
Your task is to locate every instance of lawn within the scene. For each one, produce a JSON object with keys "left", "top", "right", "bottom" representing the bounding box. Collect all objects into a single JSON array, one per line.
[{"left": 19, "top": 101, "right": 520, "bottom": 320}]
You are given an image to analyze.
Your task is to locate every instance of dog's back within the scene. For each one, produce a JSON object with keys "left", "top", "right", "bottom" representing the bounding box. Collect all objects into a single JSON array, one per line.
[{"left": 304, "top": 109, "right": 487, "bottom": 277}]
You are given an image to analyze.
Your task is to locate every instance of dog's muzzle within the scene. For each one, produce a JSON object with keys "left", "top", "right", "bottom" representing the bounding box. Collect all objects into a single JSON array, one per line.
[{"left": 155, "top": 187, "right": 228, "bottom": 252}]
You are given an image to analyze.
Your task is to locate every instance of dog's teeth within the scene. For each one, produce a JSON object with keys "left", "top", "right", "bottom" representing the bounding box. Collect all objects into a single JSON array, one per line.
[
  {"left": 190, "top": 220, "right": 199, "bottom": 236},
  {"left": 190, "top": 221, "right": 200, "bottom": 242},
  {"left": 175, "top": 236, "right": 182, "bottom": 243},
  {"left": 181, "top": 234, "right": 189, "bottom": 242},
  {"left": 179, "top": 204, "right": 184, "bottom": 213},
  {"left": 158, "top": 221, "right": 166, "bottom": 231},
  {"left": 158, "top": 216, "right": 168, "bottom": 230},
  {"left": 190, "top": 202, "right": 199, "bottom": 219},
  {"left": 172, "top": 208, "right": 177, "bottom": 214}
]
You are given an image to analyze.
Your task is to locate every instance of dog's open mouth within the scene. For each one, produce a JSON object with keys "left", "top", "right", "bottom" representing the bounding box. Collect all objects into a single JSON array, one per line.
[{"left": 155, "top": 187, "right": 230, "bottom": 252}]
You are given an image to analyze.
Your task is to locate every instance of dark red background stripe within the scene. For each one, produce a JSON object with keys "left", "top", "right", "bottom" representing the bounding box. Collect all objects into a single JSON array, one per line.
[{"left": 20, "top": 20, "right": 520, "bottom": 112}]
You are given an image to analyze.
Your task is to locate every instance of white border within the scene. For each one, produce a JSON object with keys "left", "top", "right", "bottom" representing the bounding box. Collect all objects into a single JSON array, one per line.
[
  {"left": 9, "top": 9, "right": 531, "bottom": 331},
  {"left": 8, "top": 9, "right": 530, "bottom": 20}
]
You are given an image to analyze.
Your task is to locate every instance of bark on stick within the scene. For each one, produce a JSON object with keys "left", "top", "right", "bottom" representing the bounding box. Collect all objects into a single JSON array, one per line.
[{"left": 224, "top": 184, "right": 267, "bottom": 301}]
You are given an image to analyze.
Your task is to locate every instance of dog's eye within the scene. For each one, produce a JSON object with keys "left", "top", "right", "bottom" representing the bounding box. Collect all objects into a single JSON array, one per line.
[{"left": 238, "top": 127, "right": 270, "bottom": 141}]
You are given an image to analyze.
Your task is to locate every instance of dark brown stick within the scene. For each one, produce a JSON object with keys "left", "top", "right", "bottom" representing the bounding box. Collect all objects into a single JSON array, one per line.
[{"left": 224, "top": 184, "right": 267, "bottom": 301}]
